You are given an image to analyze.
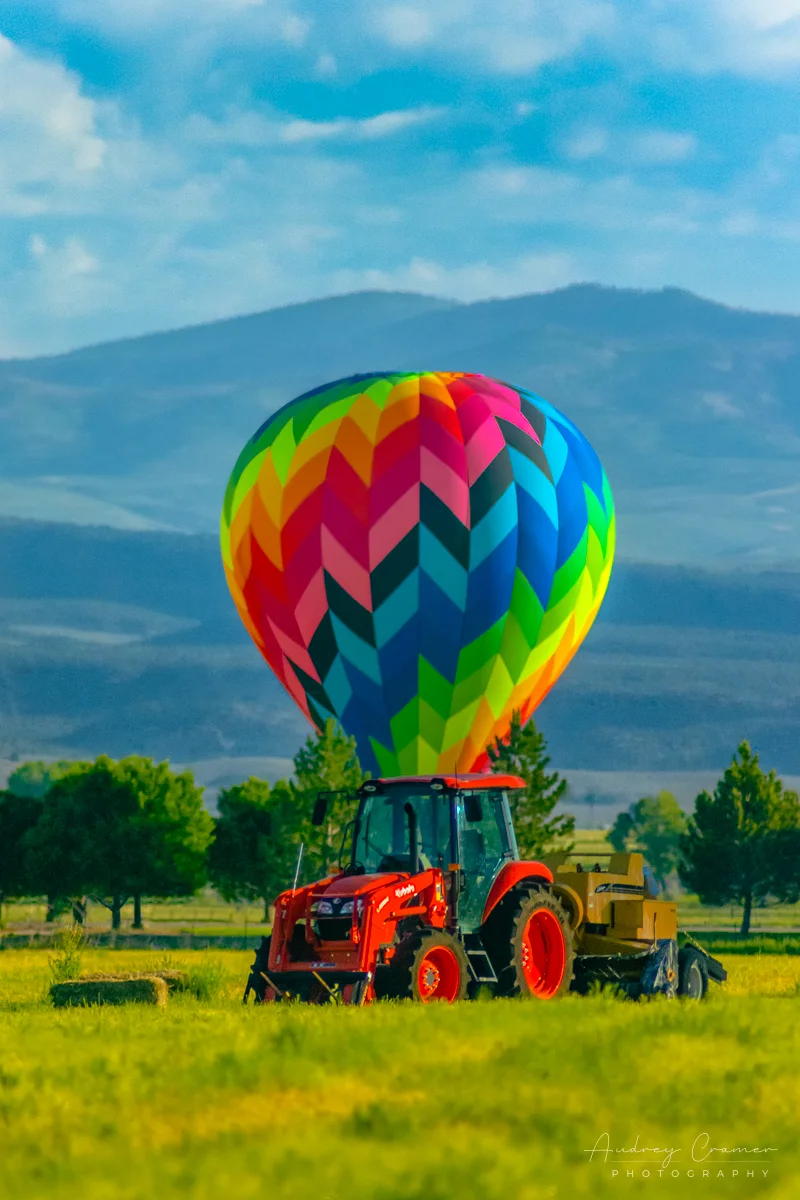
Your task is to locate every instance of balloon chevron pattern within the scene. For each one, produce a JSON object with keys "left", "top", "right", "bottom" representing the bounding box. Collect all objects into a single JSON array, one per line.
[{"left": 221, "top": 372, "right": 615, "bottom": 775}]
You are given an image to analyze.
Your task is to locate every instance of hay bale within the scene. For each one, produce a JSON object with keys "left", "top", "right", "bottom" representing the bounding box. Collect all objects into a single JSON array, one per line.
[
  {"left": 50, "top": 976, "right": 168, "bottom": 1008},
  {"left": 153, "top": 970, "right": 190, "bottom": 993}
]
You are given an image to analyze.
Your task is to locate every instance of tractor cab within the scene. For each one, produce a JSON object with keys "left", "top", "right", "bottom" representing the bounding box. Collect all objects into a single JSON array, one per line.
[{"left": 344, "top": 775, "right": 523, "bottom": 932}]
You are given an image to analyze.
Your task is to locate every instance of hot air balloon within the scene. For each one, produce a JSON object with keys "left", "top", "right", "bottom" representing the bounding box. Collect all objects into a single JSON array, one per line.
[{"left": 221, "top": 372, "right": 614, "bottom": 776}]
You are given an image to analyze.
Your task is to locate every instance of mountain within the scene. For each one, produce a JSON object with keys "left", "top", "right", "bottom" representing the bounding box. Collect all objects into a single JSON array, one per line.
[
  {"left": 1, "top": 285, "right": 798, "bottom": 564},
  {"left": 1, "top": 520, "right": 799, "bottom": 779}
]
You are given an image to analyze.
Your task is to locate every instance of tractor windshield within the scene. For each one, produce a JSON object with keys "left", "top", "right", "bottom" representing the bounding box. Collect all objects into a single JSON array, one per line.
[{"left": 352, "top": 788, "right": 452, "bottom": 875}]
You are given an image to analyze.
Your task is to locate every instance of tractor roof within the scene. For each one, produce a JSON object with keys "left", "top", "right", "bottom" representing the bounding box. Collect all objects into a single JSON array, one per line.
[{"left": 375, "top": 774, "right": 526, "bottom": 791}]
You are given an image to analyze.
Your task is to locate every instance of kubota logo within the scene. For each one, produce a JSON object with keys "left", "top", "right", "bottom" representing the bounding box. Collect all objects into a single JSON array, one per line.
[{"left": 395, "top": 884, "right": 415, "bottom": 898}]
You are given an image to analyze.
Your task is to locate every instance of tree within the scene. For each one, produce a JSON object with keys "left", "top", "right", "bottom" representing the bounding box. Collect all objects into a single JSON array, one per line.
[
  {"left": 293, "top": 719, "right": 365, "bottom": 879},
  {"left": 0, "top": 790, "right": 42, "bottom": 922},
  {"left": 209, "top": 778, "right": 299, "bottom": 919},
  {"left": 24, "top": 756, "right": 213, "bottom": 929},
  {"left": 111, "top": 756, "right": 214, "bottom": 928},
  {"left": 7, "top": 761, "right": 76, "bottom": 799},
  {"left": 680, "top": 741, "right": 800, "bottom": 935},
  {"left": 486, "top": 711, "right": 574, "bottom": 857},
  {"left": 23, "top": 760, "right": 133, "bottom": 927},
  {"left": 609, "top": 791, "right": 687, "bottom": 890},
  {"left": 7, "top": 761, "right": 87, "bottom": 920}
]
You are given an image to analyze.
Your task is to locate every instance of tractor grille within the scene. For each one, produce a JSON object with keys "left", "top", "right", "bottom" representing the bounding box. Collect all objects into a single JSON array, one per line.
[{"left": 314, "top": 917, "right": 352, "bottom": 941}]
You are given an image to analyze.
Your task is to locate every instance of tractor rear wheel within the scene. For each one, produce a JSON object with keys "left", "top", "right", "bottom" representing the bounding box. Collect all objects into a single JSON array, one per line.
[
  {"left": 379, "top": 929, "right": 469, "bottom": 1003},
  {"left": 488, "top": 887, "right": 574, "bottom": 999}
]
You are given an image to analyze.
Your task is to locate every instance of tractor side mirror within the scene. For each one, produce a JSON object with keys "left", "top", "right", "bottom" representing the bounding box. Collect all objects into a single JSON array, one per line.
[
  {"left": 464, "top": 793, "right": 483, "bottom": 823},
  {"left": 311, "top": 792, "right": 331, "bottom": 826}
]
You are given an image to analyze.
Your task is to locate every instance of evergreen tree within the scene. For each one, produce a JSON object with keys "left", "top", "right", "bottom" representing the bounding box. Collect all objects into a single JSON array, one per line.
[
  {"left": 293, "top": 719, "right": 365, "bottom": 878},
  {"left": 486, "top": 711, "right": 573, "bottom": 857},
  {"left": 680, "top": 741, "right": 800, "bottom": 935}
]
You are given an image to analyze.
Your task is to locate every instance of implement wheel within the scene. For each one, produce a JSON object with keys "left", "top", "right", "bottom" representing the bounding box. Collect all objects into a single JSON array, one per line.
[
  {"left": 488, "top": 887, "right": 574, "bottom": 999},
  {"left": 379, "top": 929, "right": 469, "bottom": 1003},
  {"left": 678, "top": 947, "right": 709, "bottom": 999}
]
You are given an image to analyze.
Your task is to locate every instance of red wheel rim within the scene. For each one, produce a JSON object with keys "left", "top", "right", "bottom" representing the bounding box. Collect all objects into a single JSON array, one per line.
[
  {"left": 416, "top": 946, "right": 461, "bottom": 1003},
  {"left": 520, "top": 909, "right": 566, "bottom": 998}
]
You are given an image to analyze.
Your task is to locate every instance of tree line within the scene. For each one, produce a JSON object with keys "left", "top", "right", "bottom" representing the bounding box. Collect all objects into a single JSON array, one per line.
[
  {"left": 609, "top": 741, "right": 800, "bottom": 934},
  {"left": 0, "top": 721, "right": 366, "bottom": 929},
  {"left": 1, "top": 719, "right": 798, "bottom": 935}
]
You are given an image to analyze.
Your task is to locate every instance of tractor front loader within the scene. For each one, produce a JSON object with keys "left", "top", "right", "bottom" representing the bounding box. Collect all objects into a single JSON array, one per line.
[{"left": 244, "top": 774, "right": 725, "bottom": 1006}]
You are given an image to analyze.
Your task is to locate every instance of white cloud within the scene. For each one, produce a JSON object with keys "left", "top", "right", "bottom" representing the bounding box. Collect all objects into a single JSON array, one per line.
[
  {"left": 702, "top": 391, "right": 742, "bottom": 419},
  {"left": 630, "top": 130, "right": 697, "bottom": 163},
  {"left": 331, "top": 250, "right": 576, "bottom": 301},
  {"left": 0, "top": 35, "right": 107, "bottom": 215},
  {"left": 376, "top": 5, "right": 434, "bottom": 47},
  {"left": 281, "top": 13, "right": 312, "bottom": 45},
  {"left": 28, "top": 236, "right": 102, "bottom": 316},
  {"left": 723, "top": 0, "right": 800, "bottom": 32},
  {"left": 371, "top": 0, "right": 613, "bottom": 73},
  {"left": 315, "top": 53, "right": 338, "bottom": 76},
  {"left": 564, "top": 126, "right": 608, "bottom": 160},
  {"left": 186, "top": 105, "right": 445, "bottom": 147},
  {"left": 642, "top": 0, "right": 800, "bottom": 73},
  {"left": 473, "top": 162, "right": 714, "bottom": 236},
  {"left": 281, "top": 107, "right": 445, "bottom": 143},
  {"left": 60, "top": 0, "right": 279, "bottom": 29}
]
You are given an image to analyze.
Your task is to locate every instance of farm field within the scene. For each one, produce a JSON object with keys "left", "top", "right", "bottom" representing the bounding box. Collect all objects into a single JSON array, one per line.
[{"left": 0, "top": 949, "right": 798, "bottom": 1200}]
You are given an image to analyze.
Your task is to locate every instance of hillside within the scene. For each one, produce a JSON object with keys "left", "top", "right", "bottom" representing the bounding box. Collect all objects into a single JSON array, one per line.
[
  {"left": 1, "top": 521, "right": 799, "bottom": 780},
  {"left": 0, "top": 285, "right": 798, "bottom": 565}
]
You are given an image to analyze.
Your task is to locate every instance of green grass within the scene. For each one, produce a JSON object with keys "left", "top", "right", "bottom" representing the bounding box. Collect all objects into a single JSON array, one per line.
[
  {"left": 692, "top": 932, "right": 800, "bottom": 956},
  {"left": 0, "top": 896, "right": 269, "bottom": 932},
  {"left": 0, "top": 949, "right": 798, "bottom": 1199}
]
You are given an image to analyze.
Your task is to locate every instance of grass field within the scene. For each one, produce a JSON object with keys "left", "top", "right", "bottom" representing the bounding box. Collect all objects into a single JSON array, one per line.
[{"left": 0, "top": 949, "right": 798, "bottom": 1199}]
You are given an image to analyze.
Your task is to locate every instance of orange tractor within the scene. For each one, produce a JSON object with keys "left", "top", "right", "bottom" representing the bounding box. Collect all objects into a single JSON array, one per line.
[{"left": 244, "top": 774, "right": 725, "bottom": 1005}]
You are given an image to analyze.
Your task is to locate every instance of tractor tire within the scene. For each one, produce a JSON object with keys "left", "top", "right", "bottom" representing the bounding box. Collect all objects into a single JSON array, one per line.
[
  {"left": 677, "top": 947, "right": 709, "bottom": 1000},
  {"left": 244, "top": 935, "right": 272, "bottom": 1003},
  {"left": 378, "top": 929, "right": 469, "bottom": 1003},
  {"left": 486, "top": 887, "right": 574, "bottom": 1000}
]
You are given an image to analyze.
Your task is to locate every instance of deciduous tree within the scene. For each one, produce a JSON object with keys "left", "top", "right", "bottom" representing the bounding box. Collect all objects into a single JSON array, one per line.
[
  {"left": 24, "top": 756, "right": 213, "bottom": 929},
  {"left": 610, "top": 791, "right": 687, "bottom": 890},
  {"left": 680, "top": 742, "right": 800, "bottom": 935},
  {"left": 0, "top": 790, "right": 42, "bottom": 922},
  {"left": 209, "top": 778, "right": 298, "bottom": 920}
]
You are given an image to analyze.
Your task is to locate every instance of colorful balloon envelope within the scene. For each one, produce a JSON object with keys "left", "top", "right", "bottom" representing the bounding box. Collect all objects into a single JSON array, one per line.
[{"left": 221, "top": 372, "right": 615, "bottom": 775}]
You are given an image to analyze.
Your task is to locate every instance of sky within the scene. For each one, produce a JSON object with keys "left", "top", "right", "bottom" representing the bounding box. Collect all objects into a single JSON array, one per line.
[{"left": 2, "top": 0, "right": 800, "bottom": 355}]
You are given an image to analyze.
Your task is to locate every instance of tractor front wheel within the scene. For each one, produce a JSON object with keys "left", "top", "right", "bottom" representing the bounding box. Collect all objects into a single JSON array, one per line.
[
  {"left": 379, "top": 929, "right": 469, "bottom": 1003},
  {"left": 489, "top": 888, "right": 574, "bottom": 999}
]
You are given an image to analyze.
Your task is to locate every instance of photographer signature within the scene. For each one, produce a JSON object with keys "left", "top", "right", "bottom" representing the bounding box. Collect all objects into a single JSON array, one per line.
[{"left": 585, "top": 1132, "right": 776, "bottom": 1169}]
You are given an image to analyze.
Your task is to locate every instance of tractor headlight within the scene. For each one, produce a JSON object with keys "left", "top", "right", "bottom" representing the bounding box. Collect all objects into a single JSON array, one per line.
[
  {"left": 311, "top": 900, "right": 334, "bottom": 915},
  {"left": 339, "top": 900, "right": 354, "bottom": 916}
]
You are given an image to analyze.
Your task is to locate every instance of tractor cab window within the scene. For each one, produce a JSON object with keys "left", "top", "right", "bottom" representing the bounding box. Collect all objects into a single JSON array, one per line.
[
  {"left": 353, "top": 789, "right": 452, "bottom": 875},
  {"left": 457, "top": 790, "right": 517, "bottom": 933}
]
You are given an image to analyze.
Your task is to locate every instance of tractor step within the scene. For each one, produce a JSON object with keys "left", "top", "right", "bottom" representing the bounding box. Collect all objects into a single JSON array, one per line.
[{"left": 465, "top": 946, "right": 498, "bottom": 984}]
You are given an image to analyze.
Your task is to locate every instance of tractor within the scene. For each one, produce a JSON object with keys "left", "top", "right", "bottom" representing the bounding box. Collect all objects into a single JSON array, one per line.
[{"left": 244, "top": 773, "right": 725, "bottom": 1005}]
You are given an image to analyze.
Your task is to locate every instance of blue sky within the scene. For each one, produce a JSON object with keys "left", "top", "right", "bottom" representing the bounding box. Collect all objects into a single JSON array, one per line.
[{"left": 2, "top": 0, "right": 800, "bottom": 354}]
